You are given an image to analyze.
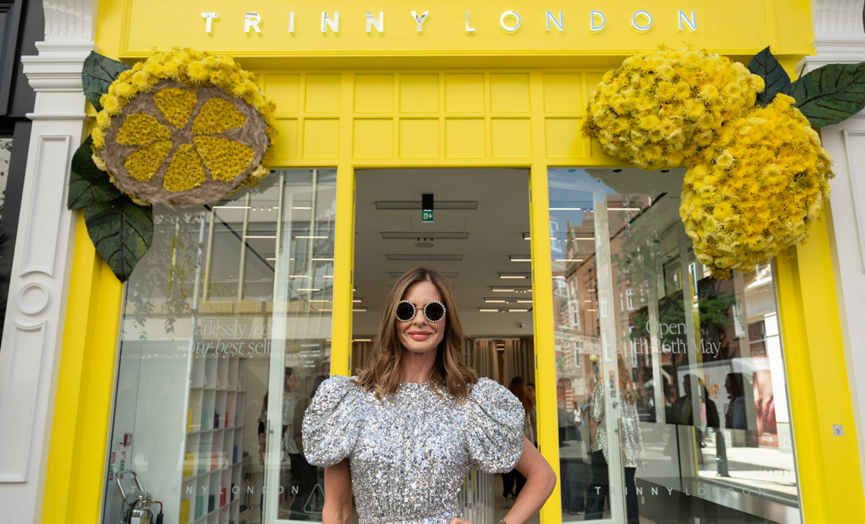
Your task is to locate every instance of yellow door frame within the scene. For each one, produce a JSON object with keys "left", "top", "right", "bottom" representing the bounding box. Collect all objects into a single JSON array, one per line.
[{"left": 41, "top": 71, "right": 864, "bottom": 524}]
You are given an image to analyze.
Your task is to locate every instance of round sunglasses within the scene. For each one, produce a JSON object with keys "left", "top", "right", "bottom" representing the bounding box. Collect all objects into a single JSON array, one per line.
[{"left": 395, "top": 300, "right": 447, "bottom": 323}]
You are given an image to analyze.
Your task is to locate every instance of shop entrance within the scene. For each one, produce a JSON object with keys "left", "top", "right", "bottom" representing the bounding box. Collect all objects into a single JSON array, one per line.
[{"left": 351, "top": 168, "right": 537, "bottom": 523}]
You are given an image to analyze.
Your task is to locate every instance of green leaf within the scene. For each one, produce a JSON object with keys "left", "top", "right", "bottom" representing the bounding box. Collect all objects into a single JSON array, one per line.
[
  {"left": 67, "top": 135, "right": 121, "bottom": 210},
  {"left": 748, "top": 46, "right": 791, "bottom": 107},
  {"left": 788, "top": 63, "right": 865, "bottom": 127},
  {"left": 83, "top": 196, "right": 153, "bottom": 282},
  {"left": 82, "top": 51, "right": 132, "bottom": 112}
]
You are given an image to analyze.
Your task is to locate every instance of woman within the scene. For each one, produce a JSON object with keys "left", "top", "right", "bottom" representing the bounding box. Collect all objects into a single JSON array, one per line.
[
  {"left": 302, "top": 268, "right": 556, "bottom": 524},
  {"left": 586, "top": 358, "right": 646, "bottom": 523},
  {"left": 502, "top": 376, "right": 536, "bottom": 501}
]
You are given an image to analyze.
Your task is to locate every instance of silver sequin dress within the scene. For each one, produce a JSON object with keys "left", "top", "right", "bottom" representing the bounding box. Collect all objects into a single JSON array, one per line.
[
  {"left": 302, "top": 375, "right": 525, "bottom": 524},
  {"left": 590, "top": 382, "right": 646, "bottom": 468}
]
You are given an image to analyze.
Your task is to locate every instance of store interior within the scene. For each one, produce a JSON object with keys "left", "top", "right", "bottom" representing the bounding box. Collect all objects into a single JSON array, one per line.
[{"left": 101, "top": 168, "right": 804, "bottom": 524}]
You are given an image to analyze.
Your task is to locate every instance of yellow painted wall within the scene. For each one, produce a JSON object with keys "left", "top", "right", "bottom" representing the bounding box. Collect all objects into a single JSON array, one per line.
[{"left": 40, "top": 0, "right": 865, "bottom": 523}]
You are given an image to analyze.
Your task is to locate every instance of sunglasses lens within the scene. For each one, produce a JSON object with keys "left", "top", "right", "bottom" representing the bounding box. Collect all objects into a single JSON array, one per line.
[
  {"left": 396, "top": 302, "right": 415, "bottom": 322},
  {"left": 425, "top": 302, "right": 445, "bottom": 322}
]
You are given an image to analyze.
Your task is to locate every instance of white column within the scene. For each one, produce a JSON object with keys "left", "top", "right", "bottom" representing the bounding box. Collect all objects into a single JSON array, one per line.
[
  {"left": 0, "top": 0, "right": 96, "bottom": 521},
  {"left": 799, "top": 0, "right": 865, "bottom": 490}
]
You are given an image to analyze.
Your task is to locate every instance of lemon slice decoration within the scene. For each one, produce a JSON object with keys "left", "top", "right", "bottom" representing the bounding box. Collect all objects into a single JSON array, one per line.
[{"left": 91, "top": 49, "right": 276, "bottom": 207}]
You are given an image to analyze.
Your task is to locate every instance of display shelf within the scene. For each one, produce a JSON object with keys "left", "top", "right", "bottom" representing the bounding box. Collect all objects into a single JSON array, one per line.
[{"left": 181, "top": 353, "right": 248, "bottom": 524}]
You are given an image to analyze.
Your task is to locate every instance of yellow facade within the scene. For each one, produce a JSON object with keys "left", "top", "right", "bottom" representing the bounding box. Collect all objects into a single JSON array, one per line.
[{"left": 42, "top": 1, "right": 865, "bottom": 523}]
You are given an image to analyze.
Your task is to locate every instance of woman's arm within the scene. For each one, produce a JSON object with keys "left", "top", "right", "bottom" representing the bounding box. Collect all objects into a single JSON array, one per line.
[
  {"left": 504, "top": 437, "right": 557, "bottom": 524},
  {"left": 323, "top": 458, "right": 352, "bottom": 524}
]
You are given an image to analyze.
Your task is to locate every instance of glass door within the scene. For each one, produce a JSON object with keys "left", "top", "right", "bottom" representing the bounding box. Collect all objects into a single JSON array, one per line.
[
  {"left": 264, "top": 169, "right": 337, "bottom": 523},
  {"left": 548, "top": 168, "right": 804, "bottom": 524}
]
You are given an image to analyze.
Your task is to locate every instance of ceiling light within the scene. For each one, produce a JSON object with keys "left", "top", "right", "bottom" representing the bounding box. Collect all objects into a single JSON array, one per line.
[
  {"left": 387, "top": 254, "right": 462, "bottom": 261},
  {"left": 485, "top": 299, "right": 507, "bottom": 303},
  {"left": 296, "top": 235, "right": 328, "bottom": 239},
  {"left": 289, "top": 275, "right": 310, "bottom": 278},
  {"left": 516, "top": 300, "right": 533, "bottom": 303},
  {"left": 509, "top": 255, "right": 531, "bottom": 262},
  {"left": 523, "top": 233, "right": 531, "bottom": 240},
  {"left": 382, "top": 232, "right": 469, "bottom": 240},
  {"left": 323, "top": 275, "right": 334, "bottom": 278},
  {"left": 353, "top": 338, "right": 372, "bottom": 342},
  {"left": 293, "top": 206, "right": 312, "bottom": 210},
  {"left": 298, "top": 288, "right": 321, "bottom": 291},
  {"left": 246, "top": 235, "right": 277, "bottom": 239},
  {"left": 479, "top": 309, "right": 502, "bottom": 312},
  {"left": 354, "top": 308, "right": 367, "bottom": 312},
  {"left": 309, "top": 299, "right": 331, "bottom": 303},
  {"left": 607, "top": 207, "right": 641, "bottom": 211},
  {"left": 492, "top": 286, "right": 532, "bottom": 292},
  {"left": 555, "top": 259, "right": 583, "bottom": 263},
  {"left": 550, "top": 207, "right": 582, "bottom": 211},
  {"left": 508, "top": 309, "right": 529, "bottom": 312},
  {"left": 553, "top": 275, "right": 565, "bottom": 279},
  {"left": 213, "top": 205, "right": 250, "bottom": 209},
  {"left": 353, "top": 298, "right": 363, "bottom": 303},
  {"left": 266, "top": 257, "right": 276, "bottom": 261},
  {"left": 586, "top": 308, "right": 597, "bottom": 312},
  {"left": 574, "top": 237, "right": 595, "bottom": 240},
  {"left": 500, "top": 273, "right": 530, "bottom": 279},
  {"left": 376, "top": 201, "right": 478, "bottom": 210},
  {"left": 311, "top": 257, "right": 334, "bottom": 261}
]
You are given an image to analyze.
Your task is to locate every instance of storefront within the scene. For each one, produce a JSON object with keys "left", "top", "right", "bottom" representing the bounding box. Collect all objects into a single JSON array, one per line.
[{"left": 6, "top": 1, "right": 865, "bottom": 523}]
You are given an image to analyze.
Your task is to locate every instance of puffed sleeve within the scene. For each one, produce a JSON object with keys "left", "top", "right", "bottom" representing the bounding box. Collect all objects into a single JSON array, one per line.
[
  {"left": 302, "top": 375, "right": 365, "bottom": 467},
  {"left": 459, "top": 377, "right": 525, "bottom": 473}
]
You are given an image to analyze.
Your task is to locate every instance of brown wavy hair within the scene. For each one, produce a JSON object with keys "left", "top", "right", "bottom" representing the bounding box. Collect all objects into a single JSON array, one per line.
[
  {"left": 509, "top": 376, "right": 535, "bottom": 415},
  {"left": 355, "top": 267, "right": 477, "bottom": 402}
]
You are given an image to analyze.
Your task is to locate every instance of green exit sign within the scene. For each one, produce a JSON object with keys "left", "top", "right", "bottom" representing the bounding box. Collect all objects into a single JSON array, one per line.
[{"left": 422, "top": 209, "right": 433, "bottom": 223}]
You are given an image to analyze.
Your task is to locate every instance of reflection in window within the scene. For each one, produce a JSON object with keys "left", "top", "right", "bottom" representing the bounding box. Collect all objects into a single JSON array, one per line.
[
  {"left": 102, "top": 170, "right": 337, "bottom": 524},
  {"left": 549, "top": 168, "right": 802, "bottom": 524}
]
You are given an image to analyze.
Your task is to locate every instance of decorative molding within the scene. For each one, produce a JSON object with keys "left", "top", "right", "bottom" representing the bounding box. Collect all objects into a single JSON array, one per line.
[
  {"left": 21, "top": 42, "right": 95, "bottom": 93},
  {"left": 0, "top": 321, "right": 47, "bottom": 482},
  {"left": 17, "top": 283, "right": 50, "bottom": 316},
  {"left": 811, "top": 0, "right": 864, "bottom": 37},
  {"left": 798, "top": 0, "right": 865, "bottom": 75},
  {"left": 43, "top": 0, "right": 97, "bottom": 43},
  {"left": 842, "top": 129, "right": 865, "bottom": 272},
  {"left": 18, "top": 135, "right": 72, "bottom": 277}
]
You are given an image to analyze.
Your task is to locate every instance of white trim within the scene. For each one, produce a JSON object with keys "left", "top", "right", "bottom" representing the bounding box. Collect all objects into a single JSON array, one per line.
[{"left": 842, "top": 129, "right": 865, "bottom": 272}]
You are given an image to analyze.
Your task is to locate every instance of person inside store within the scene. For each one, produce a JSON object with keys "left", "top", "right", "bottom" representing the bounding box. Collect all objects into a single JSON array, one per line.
[
  {"left": 302, "top": 267, "right": 556, "bottom": 524},
  {"left": 503, "top": 376, "right": 537, "bottom": 502},
  {"left": 585, "top": 358, "right": 647, "bottom": 524},
  {"left": 557, "top": 377, "right": 585, "bottom": 516}
]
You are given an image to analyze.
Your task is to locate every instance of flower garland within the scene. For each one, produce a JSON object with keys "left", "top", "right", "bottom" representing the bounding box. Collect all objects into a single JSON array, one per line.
[{"left": 582, "top": 47, "right": 765, "bottom": 170}]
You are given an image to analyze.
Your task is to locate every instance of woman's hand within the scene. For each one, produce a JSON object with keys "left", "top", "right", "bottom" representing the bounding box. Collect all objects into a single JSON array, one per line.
[{"left": 448, "top": 519, "right": 473, "bottom": 524}]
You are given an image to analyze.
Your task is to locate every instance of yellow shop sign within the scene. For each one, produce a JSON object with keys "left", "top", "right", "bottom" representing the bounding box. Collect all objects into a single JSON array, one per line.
[{"left": 118, "top": 0, "right": 805, "bottom": 58}]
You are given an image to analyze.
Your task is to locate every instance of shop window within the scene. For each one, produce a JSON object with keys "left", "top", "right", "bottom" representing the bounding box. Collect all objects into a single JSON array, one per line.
[
  {"left": 102, "top": 169, "right": 338, "bottom": 524},
  {"left": 548, "top": 168, "right": 802, "bottom": 524}
]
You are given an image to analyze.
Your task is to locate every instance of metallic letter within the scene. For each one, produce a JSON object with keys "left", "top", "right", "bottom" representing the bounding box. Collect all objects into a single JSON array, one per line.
[
  {"left": 367, "top": 11, "right": 384, "bottom": 33},
  {"left": 590, "top": 11, "right": 605, "bottom": 32},
  {"left": 289, "top": 12, "right": 295, "bottom": 33},
  {"left": 201, "top": 12, "right": 218, "bottom": 34},
  {"left": 244, "top": 12, "right": 261, "bottom": 34},
  {"left": 631, "top": 11, "right": 652, "bottom": 32},
  {"left": 678, "top": 10, "right": 696, "bottom": 32},
  {"left": 546, "top": 10, "right": 563, "bottom": 32},
  {"left": 500, "top": 11, "right": 520, "bottom": 33},
  {"left": 321, "top": 12, "right": 339, "bottom": 33},
  {"left": 410, "top": 11, "right": 429, "bottom": 32},
  {"left": 466, "top": 11, "right": 475, "bottom": 33}
]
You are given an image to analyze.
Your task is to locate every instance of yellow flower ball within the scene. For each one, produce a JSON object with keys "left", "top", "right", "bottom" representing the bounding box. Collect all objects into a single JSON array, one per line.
[
  {"left": 582, "top": 46, "right": 763, "bottom": 170},
  {"left": 102, "top": 95, "right": 122, "bottom": 115},
  {"left": 681, "top": 94, "right": 834, "bottom": 278}
]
